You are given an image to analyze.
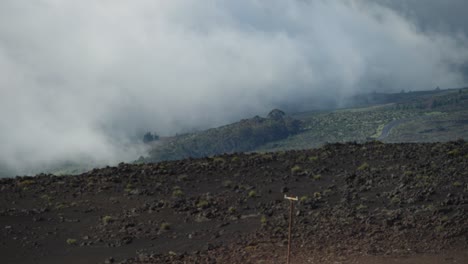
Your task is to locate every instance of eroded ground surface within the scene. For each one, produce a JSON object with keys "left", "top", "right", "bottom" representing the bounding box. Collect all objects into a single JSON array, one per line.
[{"left": 1, "top": 141, "right": 467, "bottom": 263}]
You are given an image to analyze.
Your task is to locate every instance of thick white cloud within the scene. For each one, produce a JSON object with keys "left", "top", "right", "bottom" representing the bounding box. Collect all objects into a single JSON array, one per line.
[{"left": 1, "top": 0, "right": 467, "bottom": 175}]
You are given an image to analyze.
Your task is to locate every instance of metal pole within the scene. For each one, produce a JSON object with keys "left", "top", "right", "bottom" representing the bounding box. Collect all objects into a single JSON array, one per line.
[
  {"left": 287, "top": 199, "right": 293, "bottom": 264},
  {"left": 284, "top": 195, "right": 298, "bottom": 264}
]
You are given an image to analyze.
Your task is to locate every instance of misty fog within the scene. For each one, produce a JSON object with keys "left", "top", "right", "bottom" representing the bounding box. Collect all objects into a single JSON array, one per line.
[{"left": 1, "top": 0, "right": 468, "bottom": 176}]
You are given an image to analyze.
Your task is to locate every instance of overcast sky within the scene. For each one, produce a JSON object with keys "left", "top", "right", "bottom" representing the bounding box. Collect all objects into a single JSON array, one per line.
[
  {"left": 1, "top": 0, "right": 468, "bottom": 175},
  {"left": 377, "top": 0, "right": 468, "bottom": 35}
]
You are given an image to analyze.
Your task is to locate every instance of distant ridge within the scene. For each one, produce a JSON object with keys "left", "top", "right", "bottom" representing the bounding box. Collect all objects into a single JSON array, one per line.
[
  {"left": 143, "top": 87, "right": 468, "bottom": 163},
  {"left": 143, "top": 109, "right": 302, "bottom": 162}
]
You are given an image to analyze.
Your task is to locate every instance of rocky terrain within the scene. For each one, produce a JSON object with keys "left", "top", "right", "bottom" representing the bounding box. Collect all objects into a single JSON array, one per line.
[{"left": 1, "top": 141, "right": 467, "bottom": 263}]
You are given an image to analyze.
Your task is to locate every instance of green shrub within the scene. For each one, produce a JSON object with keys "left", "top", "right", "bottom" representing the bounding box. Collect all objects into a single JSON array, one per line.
[
  {"left": 172, "top": 188, "right": 184, "bottom": 198},
  {"left": 260, "top": 215, "right": 267, "bottom": 226},
  {"left": 312, "top": 174, "right": 322, "bottom": 181},
  {"left": 66, "top": 238, "right": 77, "bottom": 245},
  {"left": 313, "top": 192, "right": 321, "bottom": 199},
  {"left": 102, "top": 215, "right": 114, "bottom": 225},
  {"left": 18, "top": 180, "right": 35, "bottom": 187},
  {"left": 248, "top": 190, "right": 257, "bottom": 198},
  {"left": 452, "top": 181, "right": 462, "bottom": 187},
  {"left": 196, "top": 199, "right": 209, "bottom": 208},
  {"left": 41, "top": 194, "right": 52, "bottom": 202},
  {"left": 404, "top": 171, "right": 413, "bottom": 176},
  {"left": 213, "top": 157, "right": 225, "bottom": 163},
  {"left": 55, "top": 203, "right": 66, "bottom": 210},
  {"left": 228, "top": 207, "right": 236, "bottom": 214},
  {"left": 357, "top": 162, "right": 369, "bottom": 171},
  {"left": 323, "top": 189, "right": 332, "bottom": 196},
  {"left": 390, "top": 197, "right": 401, "bottom": 205},
  {"left": 424, "top": 204, "right": 435, "bottom": 211},
  {"left": 356, "top": 204, "right": 368, "bottom": 210},
  {"left": 447, "top": 149, "right": 460, "bottom": 156},
  {"left": 124, "top": 183, "right": 133, "bottom": 193},
  {"left": 291, "top": 165, "right": 302, "bottom": 174},
  {"left": 160, "top": 222, "right": 171, "bottom": 231}
]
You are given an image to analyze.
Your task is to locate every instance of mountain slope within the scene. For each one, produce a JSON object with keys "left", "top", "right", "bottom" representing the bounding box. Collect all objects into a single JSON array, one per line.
[
  {"left": 144, "top": 109, "right": 302, "bottom": 162},
  {"left": 143, "top": 87, "right": 468, "bottom": 162}
]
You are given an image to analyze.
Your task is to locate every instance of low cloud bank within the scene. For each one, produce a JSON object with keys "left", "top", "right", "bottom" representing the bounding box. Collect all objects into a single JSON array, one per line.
[{"left": 1, "top": 0, "right": 467, "bottom": 175}]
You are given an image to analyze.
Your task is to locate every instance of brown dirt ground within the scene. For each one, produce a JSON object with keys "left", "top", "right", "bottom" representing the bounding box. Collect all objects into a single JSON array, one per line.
[{"left": 1, "top": 141, "right": 467, "bottom": 263}]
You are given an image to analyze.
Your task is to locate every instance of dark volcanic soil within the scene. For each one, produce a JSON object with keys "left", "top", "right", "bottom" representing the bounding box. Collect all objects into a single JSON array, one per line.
[{"left": 1, "top": 142, "right": 467, "bottom": 263}]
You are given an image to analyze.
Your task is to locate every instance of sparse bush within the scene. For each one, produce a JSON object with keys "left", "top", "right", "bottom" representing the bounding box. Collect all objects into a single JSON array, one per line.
[
  {"left": 66, "top": 238, "right": 77, "bottom": 245},
  {"left": 357, "top": 162, "right": 369, "bottom": 171},
  {"left": 447, "top": 149, "right": 460, "bottom": 156},
  {"left": 55, "top": 203, "right": 66, "bottom": 210},
  {"left": 213, "top": 157, "right": 225, "bottom": 164},
  {"left": 222, "top": 180, "right": 233, "bottom": 188},
  {"left": 160, "top": 222, "right": 171, "bottom": 231},
  {"left": 404, "top": 171, "right": 414, "bottom": 176},
  {"left": 41, "top": 194, "right": 52, "bottom": 202},
  {"left": 238, "top": 184, "right": 249, "bottom": 191},
  {"left": 416, "top": 174, "right": 434, "bottom": 188},
  {"left": 452, "top": 181, "right": 462, "bottom": 187},
  {"left": 196, "top": 199, "right": 209, "bottom": 208},
  {"left": 260, "top": 215, "right": 267, "bottom": 226},
  {"left": 312, "top": 174, "right": 322, "bottom": 181},
  {"left": 323, "top": 189, "right": 332, "bottom": 196},
  {"left": 309, "top": 156, "right": 318, "bottom": 162},
  {"left": 172, "top": 189, "right": 184, "bottom": 198},
  {"left": 248, "top": 190, "right": 257, "bottom": 198},
  {"left": 291, "top": 165, "right": 302, "bottom": 174},
  {"left": 102, "top": 215, "right": 114, "bottom": 225},
  {"left": 390, "top": 196, "right": 401, "bottom": 205},
  {"left": 124, "top": 183, "right": 133, "bottom": 193},
  {"left": 18, "top": 180, "right": 35, "bottom": 187},
  {"left": 424, "top": 204, "right": 435, "bottom": 212},
  {"left": 313, "top": 192, "right": 321, "bottom": 199},
  {"left": 228, "top": 206, "right": 236, "bottom": 214},
  {"left": 356, "top": 204, "right": 368, "bottom": 210}
]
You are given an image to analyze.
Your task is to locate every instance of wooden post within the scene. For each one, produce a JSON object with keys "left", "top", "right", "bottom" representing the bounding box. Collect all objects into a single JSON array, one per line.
[{"left": 284, "top": 194, "right": 298, "bottom": 264}]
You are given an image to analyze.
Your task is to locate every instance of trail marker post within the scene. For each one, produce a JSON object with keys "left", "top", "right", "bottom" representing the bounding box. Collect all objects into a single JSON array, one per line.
[{"left": 284, "top": 194, "right": 298, "bottom": 264}]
